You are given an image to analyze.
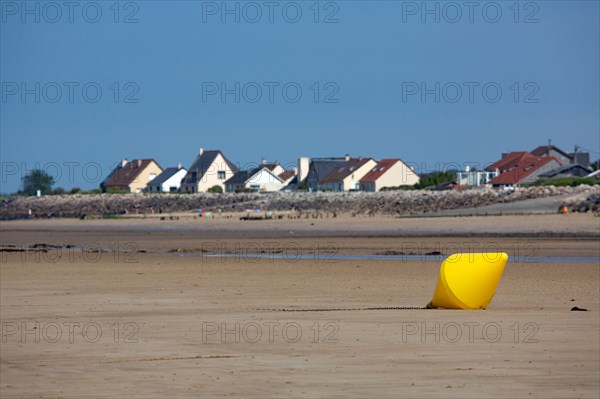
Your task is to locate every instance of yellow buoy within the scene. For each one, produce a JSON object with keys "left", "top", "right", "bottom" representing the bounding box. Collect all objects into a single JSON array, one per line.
[{"left": 427, "top": 252, "right": 508, "bottom": 309}]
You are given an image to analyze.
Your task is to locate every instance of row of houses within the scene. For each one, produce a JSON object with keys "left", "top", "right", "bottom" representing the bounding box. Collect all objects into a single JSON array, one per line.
[
  {"left": 100, "top": 143, "right": 597, "bottom": 194},
  {"left": 456, "top": 144, "right": 595, "bottom": 188},
  {"left": 100, "top": 148, "right": 420, "bottom": 193}
]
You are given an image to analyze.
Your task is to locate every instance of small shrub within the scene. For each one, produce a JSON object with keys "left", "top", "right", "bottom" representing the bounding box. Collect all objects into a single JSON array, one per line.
[{"left": 208, "top": 185, "right": 223, "bottom": 193}]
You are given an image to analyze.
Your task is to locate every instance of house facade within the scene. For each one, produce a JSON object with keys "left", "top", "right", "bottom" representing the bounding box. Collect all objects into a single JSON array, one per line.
[
  {"left": 101, "top": 159, "right": 163, "bottom": 193},
  {"left": 304, "top": 158, "right": 348, "bottom": 192},
  {"left": 318, "top": 158, "right": 377, "bottom": 192},
  {"left": 146, "top": 165, "right": 187, "bottom": 192},
  {"left": 359, "top": 159, "right": 420, "bottom": 192},
  {"left": 180, "top": 149, "right": 238, "bottom": 193}
]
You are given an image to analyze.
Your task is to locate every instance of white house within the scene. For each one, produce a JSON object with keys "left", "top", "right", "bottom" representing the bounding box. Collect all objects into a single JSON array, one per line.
[
  {"left": 146, "top": 165, "right": 187, "bottom": 192},
  {"left": 456, "top": 166, "right": 498, "bottom": 187},
  {"left": 225, "top": 166, "right": 285, "bottom": 192}
]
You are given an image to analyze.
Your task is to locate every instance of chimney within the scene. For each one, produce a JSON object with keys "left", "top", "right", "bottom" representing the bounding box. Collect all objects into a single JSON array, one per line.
[
  {"left": 137, "top": 159, "right": 142, "bottom": 167},
  {"left": 121, "top": 159, "right": 128, "bottom": 167},
  {"left": 261, "top": 158, "right": 267, "bottom": 165},
  {"left": 199, "top": 148, "right": 204, "bottom": 156},
  {"left": 178, "top": 163, "right": 183, "bottom": 169},
  {"left": 344, "top": 154, "right": 351, "bottom": 161},
  {"left": 297, "top": 157, "right": 310, "bottom": 182}
]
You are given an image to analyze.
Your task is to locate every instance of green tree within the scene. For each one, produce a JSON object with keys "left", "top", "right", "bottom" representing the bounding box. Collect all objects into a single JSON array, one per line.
[{"left": 21, "top": 169, "right": 55, "bottom": 196}]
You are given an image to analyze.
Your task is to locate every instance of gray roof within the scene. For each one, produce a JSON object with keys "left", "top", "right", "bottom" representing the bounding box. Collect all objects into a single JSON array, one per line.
[
  {"left": 226, "top": 166, "right": 283, "bottom": 185},
  {"left": 319, "top": 158, "right": 373, "bottom": 183},
  {"left": 226, "top": 170, "right": 252, "bottom": 185},
  {"left": 148, "top": 167, "right": 184, "bottom": 187},
  {"left": 305, "top": 158, "right": 347, "bottom": 187},
  {"left": 182, "top": 150, "right": 238, "bottom": 184},
  {"left": 539, "top": 164, "right": 591, "bottom": 178}
]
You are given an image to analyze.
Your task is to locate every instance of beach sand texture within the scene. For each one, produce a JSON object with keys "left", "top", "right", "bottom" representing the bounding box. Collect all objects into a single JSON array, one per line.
[{"left": 1, "top": 214, "right": 598, "bottom": 398}]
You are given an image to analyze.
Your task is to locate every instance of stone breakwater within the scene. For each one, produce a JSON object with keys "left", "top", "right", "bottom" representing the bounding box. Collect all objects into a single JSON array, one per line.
[{"left": 0, "top": 186, "right": 597, "bottom": 220}]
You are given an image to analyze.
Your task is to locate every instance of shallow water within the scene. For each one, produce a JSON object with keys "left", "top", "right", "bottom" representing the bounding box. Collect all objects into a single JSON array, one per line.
[{"left": 147, "top": 252, "right": 600, "bottom": 264}]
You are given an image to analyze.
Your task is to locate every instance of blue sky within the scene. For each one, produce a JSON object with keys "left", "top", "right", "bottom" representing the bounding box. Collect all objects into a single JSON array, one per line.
[{"left": 1, "top": 0, "right": 599, "bottom": 192}]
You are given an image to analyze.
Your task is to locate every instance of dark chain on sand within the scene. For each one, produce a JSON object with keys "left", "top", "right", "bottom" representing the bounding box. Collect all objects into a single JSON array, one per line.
[{"left": 256, "top": 306, "right": 428, "bottom": 312}]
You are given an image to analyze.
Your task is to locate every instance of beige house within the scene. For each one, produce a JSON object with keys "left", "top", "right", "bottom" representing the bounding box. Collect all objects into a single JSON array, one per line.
[
  {"left": 180, "top": 148, "right": 238, "bottom": 193},
  {"left": 101, "top": 159, "right": 163, "bottom": 193},
  {"left": 359, "top": 159, "right": 420, "bottom": 192},
  {"left": 318, "top": 158, "right": 377, "bottom": 192}
]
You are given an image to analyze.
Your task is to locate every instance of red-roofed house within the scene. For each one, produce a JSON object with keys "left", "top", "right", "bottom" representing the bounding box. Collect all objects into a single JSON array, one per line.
[
  {"left": 101, "top": 159, "right": 163, "bottom": 193},
  {"left": 359, "top": 159, "right": 420, "bottom": 192},
  {"left": 486, "top": 152, "right": 561, "bottom": 187}
]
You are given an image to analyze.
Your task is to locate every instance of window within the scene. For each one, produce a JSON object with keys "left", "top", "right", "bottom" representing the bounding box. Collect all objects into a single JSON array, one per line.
[{"left": 218, "top": 171, "right": 226, "bottom": 180}]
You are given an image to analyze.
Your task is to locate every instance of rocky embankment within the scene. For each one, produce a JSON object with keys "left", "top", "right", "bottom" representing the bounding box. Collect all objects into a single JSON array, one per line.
[{"left": 1, "top": 186, "right": 597, "bottom": 220}]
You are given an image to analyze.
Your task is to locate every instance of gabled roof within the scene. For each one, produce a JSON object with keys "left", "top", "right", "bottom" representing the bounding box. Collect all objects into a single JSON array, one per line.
[
  {"left": 226, "top": 170, "right": 251, "bottom": 185},
  {"left": 148, "top": 167, "right": 185, "bottom": 186},
  {"left": 486, "top": 152, "right": 531, "bottom": 172},
  {"left": 538, "top": 164, "right": 591, "bottom": 178},
  {"left": 360, "top": 159, "right": 402, "bottom": 183},
  {"left": 531, "top": 145, "right": 573, "bottom": 160},
  {"left": 278, "top": 170, "right": 296, "bottom": 182},
  {"left": 102, "top": 159, "right": 161, "bottom": 187},
  {"left": 181, "top": 150, "right": 237, "bottom": 184},
  {"left": 246, "top": 167, "right": 283, "bottom": 184},
  {"left": 226, "top": 166, "right": 283, "bottom": 186},
  {"left": 306, "top": 158, "right": 347, "bottom": 183},
  {"left": 319, "top": 158, "right": 373, "bottom": 183},
  {"left": 262, "top": 163, "right": 280, "bottom": 172},
  {"left": 488, "top": 152, "right": 557, "bottom": 185}
]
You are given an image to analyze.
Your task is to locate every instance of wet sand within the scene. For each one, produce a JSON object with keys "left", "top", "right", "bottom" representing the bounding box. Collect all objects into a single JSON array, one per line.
[{"left": 1, "top": 214, "right": 599, "bottom": 398}]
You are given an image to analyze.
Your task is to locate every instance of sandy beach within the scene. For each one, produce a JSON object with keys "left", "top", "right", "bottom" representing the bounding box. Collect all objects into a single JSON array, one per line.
[{"left": 1, "top": 213, "right": 599, "bottom": 398}]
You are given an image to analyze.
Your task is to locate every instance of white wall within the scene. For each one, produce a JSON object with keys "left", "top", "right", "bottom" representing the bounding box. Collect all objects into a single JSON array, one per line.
[
  {"left": 161, "top": 169, "right": 187, "bottom": 192},
  {"left": 245, "top": 168, "right": 284, "bottom": 192}
]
